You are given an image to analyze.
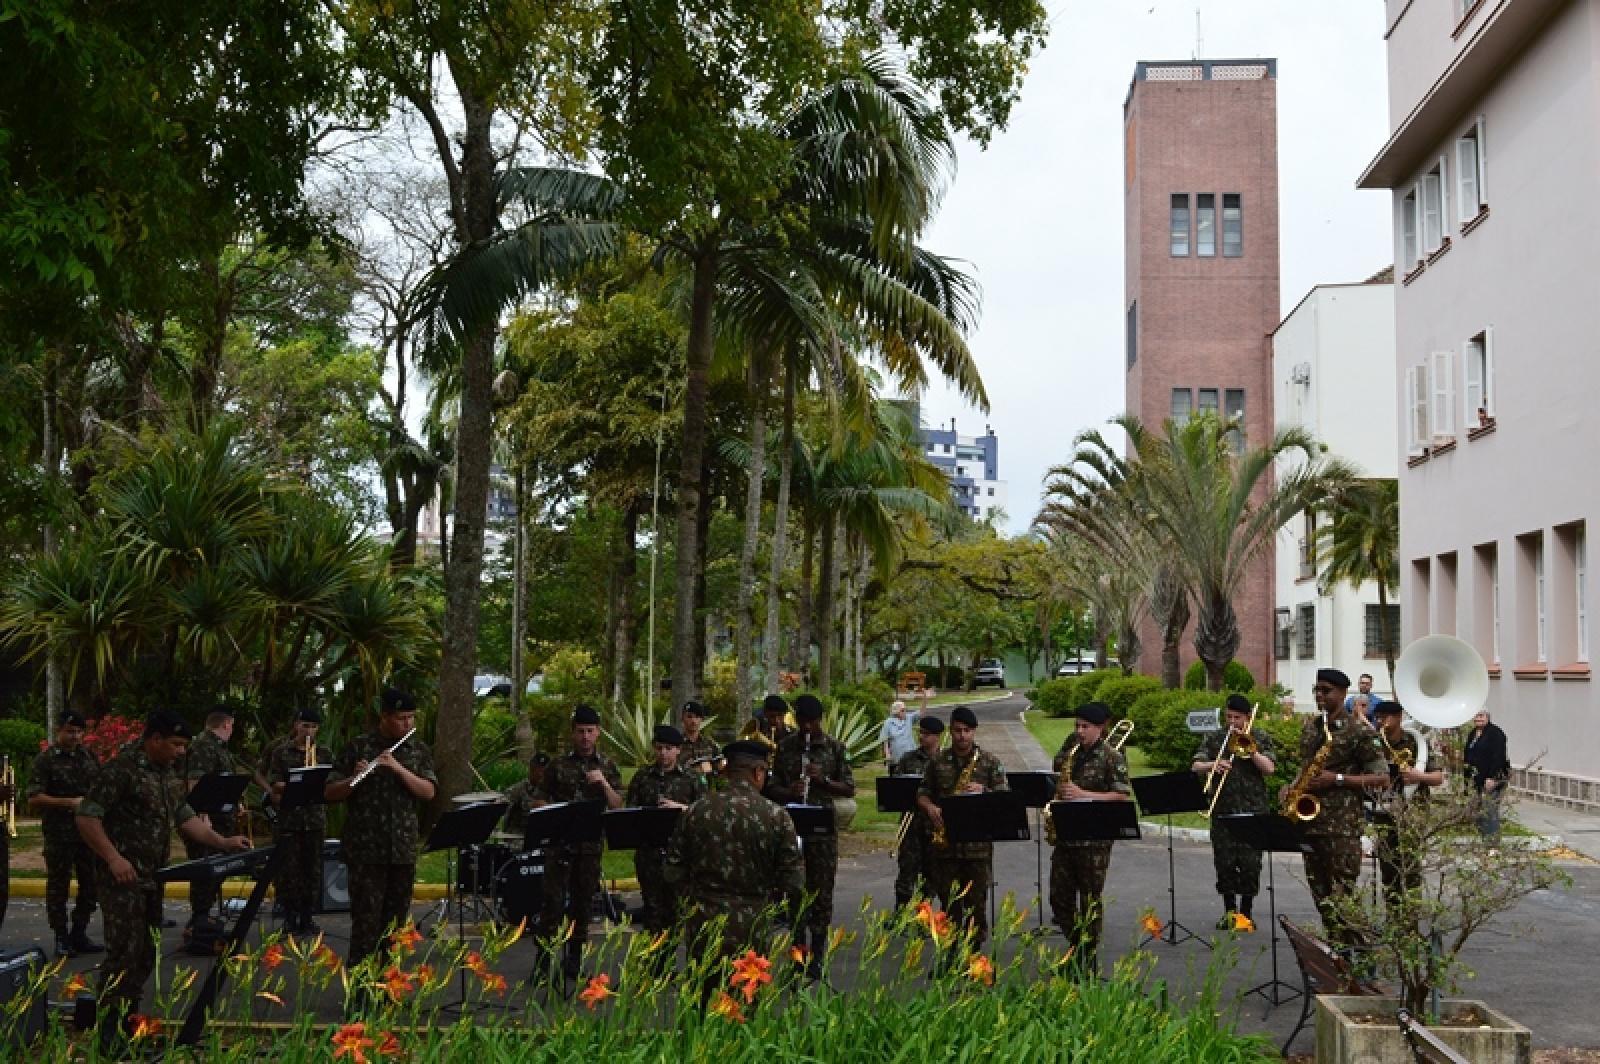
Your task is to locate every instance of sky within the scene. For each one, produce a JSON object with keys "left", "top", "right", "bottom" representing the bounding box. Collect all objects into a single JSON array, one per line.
[{"left": 911, "top": 2, "right": 1394, "bottom": 535}]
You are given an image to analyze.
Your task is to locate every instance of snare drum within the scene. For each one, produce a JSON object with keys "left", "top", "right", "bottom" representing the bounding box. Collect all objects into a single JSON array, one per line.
[
  {"left": 456, "top": 842, "right": 514, "bottom": 896},
  {"left": 494, "top": 851, "right": 546, "bottom": 926}
]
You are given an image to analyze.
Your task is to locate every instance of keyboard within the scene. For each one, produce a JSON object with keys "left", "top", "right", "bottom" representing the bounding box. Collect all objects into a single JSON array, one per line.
[{"left": 156, "top": 846, "right": 276, "bottom": 884}]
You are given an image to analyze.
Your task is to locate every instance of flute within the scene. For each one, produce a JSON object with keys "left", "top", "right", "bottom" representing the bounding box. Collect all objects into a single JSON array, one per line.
[{"left": 348, "top": 728, "right": 416, "bottom": 789}]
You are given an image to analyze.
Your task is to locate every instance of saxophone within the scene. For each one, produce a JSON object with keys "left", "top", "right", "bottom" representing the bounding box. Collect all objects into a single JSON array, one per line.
[
  {"left": 1042, "top": 740, "right": 1080, "bottom": 846},
  {"left": 931, "top": 746, "right": 981, "bottom": 852},
  {"left": 1281, "top": 713, "right": 1334, "bottom": 822}
]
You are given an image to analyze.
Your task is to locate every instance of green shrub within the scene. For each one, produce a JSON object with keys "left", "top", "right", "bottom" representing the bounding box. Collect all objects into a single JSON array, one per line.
[
  {"left": 1183, "top": 659, "right": 1255, "bottom": 692},
  {"left": 542, "top": 645, "right": 601, "bottom": 700},
  {"left": 1126, "top": 687, "right": 1187, "bottom": 737},
  {"left": 831, "top": 675, "right": 896, "bottom": 712},
  {"left": 1140, "top": 688, "right": 1300, "bottom": 788},
  {"left": 0, "top": 719, "right": 45, "bottom": 792},
  {"left": 522, "top": 693, "right": 574, "bottom": 755},
  {"left": 1029, "top": 677, "right": 1078, "bottom": 717},
  {"left": 1072, "top": 668, "right": 1122, "bottom": 703},
  {"left": 472, "top": 702, "right": 519, "bottom": 763},
  {"left": 1096, "top": 675, "right": 1164, "bottom": 716},
  {"left": 702, "top": 656, "right": 739, "bottom": 721},
  {"left": 481, "top": 758, "right": 529, "bottom": 792},
  {"left": 915, "top": 663, "right": 964, "bottom": 689}
]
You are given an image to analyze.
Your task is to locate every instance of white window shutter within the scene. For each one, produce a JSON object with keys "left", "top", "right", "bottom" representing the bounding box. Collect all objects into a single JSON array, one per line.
[
  {"left": 1465, "top": 338, "right": 1484, "bottom": 423},
  {"left": 1438, "top": 155, "right": 1451, "bottom": 234},
  {"left": 1476, "top": 116, "right": 1488, "bottom": 204},
  {"left": 1407, "top": 363, "right": 1430, "bottom": 453},
  {"left": 1484, "top": 325, "right": 1496, "bottom": 416},
  {"left": 1456, "top": 137, "right": 1478, "bottom": 224},
  {"left": 1421, "top": 174, "right": 1442, "bottom": 251},
  {"left": 1430, "top": 350, "right": 1455, "bottom": 440}
]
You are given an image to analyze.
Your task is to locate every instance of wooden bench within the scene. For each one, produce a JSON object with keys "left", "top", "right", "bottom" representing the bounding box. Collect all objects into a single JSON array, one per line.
[
  {"left": 1278, "top": 915, "right": 1384, "bottom": 1055},
  {"left": 1397, "top": 1008, "right": 1471, "bottom": 1064}
]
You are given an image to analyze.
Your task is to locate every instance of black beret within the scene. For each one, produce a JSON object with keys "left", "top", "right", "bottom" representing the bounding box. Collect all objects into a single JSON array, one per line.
[
  {"left": 653, "top": 724, "right": 685, "bottom": 746},
  {"left": 723, "top": 740, "right": 773, "bottom": 762},
  {"left": 380, "top": 687, "right": 417, "bottom": 714},
  {"left": 1075, "top": 701, "right": 1111, "bottom": 726},
  {"left": 295, "top": 706, "right": 323, "bottom": 724},
  {"left": 1316, "top": 668, "right": 1351, "bottom": 689},
  {"left": 793, "top": 694, "right": 825, "bottom": 720},
  {"left": 949, "top": 706, "right": 978, "bottom": 728},
  {"left": 681, "top": 700, "right": 708, "bottom": 717},
  {"left": 572, "top": 704, "right": 601, "bottom": 726},
  {"left": 60, "top": 711, "right": 87, "bottom": 729},
  {"left": 144, "top": 710, "right": 192, "bottom": 740},
  {"left": 918, "top": 716, "right": 945, "bottom": 734},
  {"left": 1224, "top": 694, "right": 1252, "bottom": 715},
  {"left": 762, "top": 694, "right": 789, "bottom": 715},
  {"left": 1374, "top": 700, "right": 1403, "bottom": 717}
]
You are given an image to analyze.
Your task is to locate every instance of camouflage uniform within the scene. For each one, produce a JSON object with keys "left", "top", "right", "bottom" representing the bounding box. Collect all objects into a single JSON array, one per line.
[
  {"left": 182, "top": 729, "right": 237, "bottom": 921},
  {"left": 1298, "top": 712, "right": 1386, "bottom": 945},
  {"left": 1049, "top": 737, "right": 1131, "bottom": 963},
  {"left": 535, "top": 750, "right": 622, "bottom": 970},
  {"left": 260, "top": 737, "right": 331, "bottom": 928},
  {"left": 1193, "top": 727, "right": 1275, "bottom": 902},
  {"left": 502, "top": 778, "right": 548, "bottom": 840},
  {"left": 1372, "top": 729, "right": 1427, "bottom": 906},
  {"left": 892, "top": 747, "right": 936, "bottom": 907},
  {"left": 27, "top": 744, "right": 101, "bottom": 937},
  {"left": 78, "top": 747, "right": 198, "bottom": 1018},
  {"left": 625, "top": 763, "right": 705, "bottom": 932},
  {"left": 769, "top": 732, "right": 854, "bottom": 940},
  {"left": 333, "top": 731, "right": 437, "bottom": 966},
  {"left": 919, "top": 746, "right": 1008, "bottom": 946},
  {"left": 664, "top": 778, "right": 804, "bottom": 961},
  {"left": 681, "top": 734, "right": 721, "bottom": 770}
]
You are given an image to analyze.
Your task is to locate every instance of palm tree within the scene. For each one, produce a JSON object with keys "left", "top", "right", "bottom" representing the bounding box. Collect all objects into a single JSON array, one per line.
[{"left": 1317, "top": 478, "right": 1401, "bottom": 688}]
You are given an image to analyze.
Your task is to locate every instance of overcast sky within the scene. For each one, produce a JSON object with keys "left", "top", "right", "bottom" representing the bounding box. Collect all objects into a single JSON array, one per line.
[{"left": 911, "top": 2, "right": 1394, "bottom": 534}]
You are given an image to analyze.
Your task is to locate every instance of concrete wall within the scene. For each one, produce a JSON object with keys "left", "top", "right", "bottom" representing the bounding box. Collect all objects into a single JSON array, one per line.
[{"left": 1384, "top": 0, "right": 1496, "bottom": 128}]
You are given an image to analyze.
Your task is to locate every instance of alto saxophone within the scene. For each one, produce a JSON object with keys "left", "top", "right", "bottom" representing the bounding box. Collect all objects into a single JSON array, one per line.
[
  {"left": 1042, "top": 740, "right": 1080, "bottom": 846},
  {"left": 1281, "top": 713, "right": 1334, "bottom": 822},
  {"left": 931, "top": 746, "right": 981, "bottom": 852}
]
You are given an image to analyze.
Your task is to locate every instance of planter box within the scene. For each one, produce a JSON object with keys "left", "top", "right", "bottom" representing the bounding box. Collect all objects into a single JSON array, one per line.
[{"left": 1314, "top": 995, "right": 1531, "bottom": 1064}]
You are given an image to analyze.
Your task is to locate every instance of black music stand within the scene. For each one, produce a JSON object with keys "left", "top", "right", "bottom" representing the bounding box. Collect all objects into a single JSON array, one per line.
[
  {"left": 1217, "top": 812, "right": 1309, "bottom": 1011},
  {"left": 1006, "top": 771, "right": 1057, "bottom": 932},
  {"left": 602, "top": 807, "right": 681, "bottom": 851},
  {"left": 426, "top": 800, "right": 513, "bottom": 1016},
  {"left": 1129, "top": 771, "right": 1208, "bottom": 948},
  {"left": 784, "top": 804, "right": 835, "bottom": 840},
  {"left": 188, "top": 773, "right": 250, "bottom": 819},
  {"left": 173, "top": 846, "right": 286, "bottom": 1048},
  {"left": 873, "top": 776, "right": 922, "bottom": 814},
  {"left": 939, "top": 790, "right": 1029, "bottom": 931},
  {"left": 279, "top": 766, "right": 330, "bottom": 812},
  {"left": 521, "top": 800, "right": 620, "bottom": 926}
]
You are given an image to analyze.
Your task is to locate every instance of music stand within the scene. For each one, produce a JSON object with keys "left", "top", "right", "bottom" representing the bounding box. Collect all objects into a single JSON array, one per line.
[
  {"left": 873, "top": 776, "right": 921, "bottom": 813},
  {"left": 188, "top": 773, "right": 250, "bottom": 818},
  {"left": 1216, "top": 812, "right": 1309, "bottom": 1011},
  {"left": 938, "top": 790, "right": 1029, "bottom": 932},
  {"left": 784, "top": 804, "right": 835, "bottom": 839},
  {"left": 1129, "top": 771, "right": 1209, "bottom": 948},
  {"left": 522, "top": 800, "right": 605, "bottom": 851},
  {"left": 426, "top": 800, "right": 513, "bottom": 1016},
  {"left": 1006, "top": 771, "right": 1057, "bottom": 932},
  {"left": 601, "top": 807, "right": 681, "bottom": 850},
  {"left": 279, "top": 767, "right": 331, "bottom": 812}
]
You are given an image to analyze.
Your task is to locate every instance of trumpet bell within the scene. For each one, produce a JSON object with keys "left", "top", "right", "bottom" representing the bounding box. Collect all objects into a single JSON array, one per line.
[{"left": 1394, "top": 635, "right": 1490, "bottom": 728}]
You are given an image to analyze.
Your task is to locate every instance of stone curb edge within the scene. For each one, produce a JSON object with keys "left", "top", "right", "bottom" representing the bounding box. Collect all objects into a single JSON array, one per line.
[{"left": 6, "top": 877, "right": 643, "bottom": 901}]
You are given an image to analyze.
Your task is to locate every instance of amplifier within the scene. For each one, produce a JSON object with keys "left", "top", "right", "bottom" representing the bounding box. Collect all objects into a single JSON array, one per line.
[
  {"left": 320, "top": 839, "right": 350, "bottom": 913},
  {"left": 0, "top": 948, "right": 47, "bottom": 1047}
]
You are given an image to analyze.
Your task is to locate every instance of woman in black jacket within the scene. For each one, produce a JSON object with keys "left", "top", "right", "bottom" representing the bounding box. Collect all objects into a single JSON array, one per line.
[{"left": 1463, "top": 710, "right": 1510, "bottom": 843}]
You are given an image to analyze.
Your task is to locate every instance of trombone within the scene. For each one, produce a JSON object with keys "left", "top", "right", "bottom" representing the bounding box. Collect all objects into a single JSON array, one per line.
[
  {"left": 1202, "top": 703, "right": 1259, "bottom": 819},
  {"left": 1, "top": 756, "right": 15, "bottom": 838}
]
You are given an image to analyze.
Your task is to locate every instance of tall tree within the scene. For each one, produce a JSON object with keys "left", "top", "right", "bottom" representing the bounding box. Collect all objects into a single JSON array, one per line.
[{"left": 1318, "top": 479, "right": 1402, "bottom": 688}]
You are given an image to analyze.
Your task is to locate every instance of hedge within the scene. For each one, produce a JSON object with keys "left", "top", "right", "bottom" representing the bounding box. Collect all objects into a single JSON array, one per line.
[
  {"left": 1183, "top": 659, "right": 1256, "bottom": 692},
  {"left": 1095, "top": 675, "right": 1164, "bottom": 717},
  {"left": 1071, "top": 668, "right": 1122, "bottom": 704},
  {"left": 1139, "top": 689, "right": 1303, "bottom": 793},
  {"left": 1029, "top": 677, "right": 1078, "bottom": 718}
]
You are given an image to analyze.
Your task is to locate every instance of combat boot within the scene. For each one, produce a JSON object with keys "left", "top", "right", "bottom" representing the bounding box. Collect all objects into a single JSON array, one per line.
[
  {"left": 70, "top": 926, "right": 105, "bottom": 954},
  {"left": 54, "top": 931, "right": 74, "bottom": 959}
]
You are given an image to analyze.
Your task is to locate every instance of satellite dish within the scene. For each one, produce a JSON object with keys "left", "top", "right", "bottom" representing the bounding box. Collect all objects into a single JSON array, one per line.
[{"left": 1393, "top": 635, "right": 1489, "bottom": 728}]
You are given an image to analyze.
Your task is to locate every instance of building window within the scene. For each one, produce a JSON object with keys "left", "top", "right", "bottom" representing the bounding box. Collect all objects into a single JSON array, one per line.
[
  {"left": 1517, "top": 532, "right": 1546, "bottom": 664},
  {"left": 1404, "top": 362, "right": 1430, "bottom": 456},
  {"left": 1456, "top": 118, "right": 1487, "bottom": 223},
  {"left": 1429, "top": 350, "right": 1455, "bottom": 443},
  {"left": 1170, "top": 194, "right": 1190, "bottom": 256},
  {"left": 1275, "top": 610, "right": 1291, "bottom": 660},
  {"left": 1421, "top": 158, "right": 1447, "bottom": 253},
  {"left": 1401, "top": 187, "right": 1420, "bottom": 265},
  {"left": 1196, "top": 193, "right": 1216, "bottom": 257},
  {"left": 1296, "top": 603, "right": 1316, "bottom": 658},
  {"left": 944, "top": 443, "right": 951, "bottom": 453},
  {"left": 1554, "top": 522, "right": 1588, "bottom": 665},
  {"left": 1364, "top": 605, "right": 1402, "bottom": 657},
  {"left": 1412, "top": 557, "right": 1432, "bottom": 634},
  {"left": 1465, "top": 329, "right": 1494, "bottom": 424},
  {"left": 986, "top": 487, "right": 994, "bottom": 497},
  {"left": 1222, "top": 194, "right": 1242, "bottom": 257},
  {"left": 1580, "top": 526, "right": 1589, "bottom": 663},
  {"left": 1224, "top": 388, "right": 1245, "bottom": 451},
  {"left": 1474, "top": 542, "right": 1500, "bottom": 665},
  {"left": 1299, "top": 509, "right": 1317, "bottom": 580},
  {"left": 1126, "top": 301, "right": 1138, "bottom": 369},
  {"left": 1198, "top": 388, "right": 1219, "bottom": 416},
  {"left": 1170, "top": 388, "right": 1193, "bottom": 423}
]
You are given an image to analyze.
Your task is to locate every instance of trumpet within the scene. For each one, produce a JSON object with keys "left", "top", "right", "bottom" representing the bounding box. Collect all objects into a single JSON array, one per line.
[
  {"left": 348, "top": 728, "right": 415, "bottom": 789},
  {"left": 304, "top": 738, "right": 317, "bottom": 769},
  {"left": 1, "top": 756, "right": 15, "bottom": 838}
]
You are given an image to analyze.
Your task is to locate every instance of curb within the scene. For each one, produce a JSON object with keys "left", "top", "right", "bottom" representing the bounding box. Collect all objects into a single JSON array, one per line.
[{"left": 7, "top": 877, "right": 643, "bottom": 901}]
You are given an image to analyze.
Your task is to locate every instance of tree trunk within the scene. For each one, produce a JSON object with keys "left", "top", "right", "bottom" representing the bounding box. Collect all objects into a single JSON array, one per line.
[
  {"left": 734, "top": 370, "right": 768, "bottom": 717},
  {"left": 669, "top": 246, "right": 718, "bottom": 712},
  {"left": 1378, "top": 579, "right": 1397, "bottom": 691},
  {"left": 511, "top": 463, "right": 531, "bottom": 757},
  {"left": 762, "top": 362, "right": 797, "bottom": 695},
  {"left": 694, "top": 449, "right": 713, "bottom": 692},
  {"left": 42, "top": 353, "right": 63, "bottom": 733},
  {"left": 1161, "top": 593, "right": 1191, "bottom": 690},
  {"left": 613, "top": 502, "right": 640, "bottom": 709},
  {"left": 1194, "top": 594, "right": 1242, "bottom": 692},
  {"left": 815, "top": 513, "right": 839, "bottom": 691},
  {"left": 795, "top": 523, "right": 815, "bottom": 681}
]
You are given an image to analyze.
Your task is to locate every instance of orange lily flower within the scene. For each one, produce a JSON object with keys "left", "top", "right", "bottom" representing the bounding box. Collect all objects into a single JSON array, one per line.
[
  {"left": 129, "top": 1014, "right": 164, "bottom": 1041},
  {"left": 388, "top": 924, "right": 423, "bottom": 956},
  {"left": 1231, "top": 913, "right": 1256, "bottom": 934},
  {"left": 313, "top": 943, "right": 342, "bottom": 972},
  {"left": 262, "top": 943, "right": 286, "bottom": 971},
  {"left": 332, "top": 1022, "right": 375, "bottom": 1063},
  {"left": 967, "top": 953, "right": 995, "bottom": 986},
  {"left": 709, "top": 991, "right": 745, "bottom": 1024},
  {"left": 63, "top": 973, "right": 88, "bottom": 997},
  {"left": 1139, "top": 909, "right": 1164, "bottom": 937},
  {"left": 728, "top": 950, "right": 773, "bottom": 1003},
  {"left": 377, "top": 1031, "right": 403, "bottom": 1058},
  {"left": 928, "top": 910, "right": 954, "bottom": 946},
  {"left": 788, "top": 943, "right": 809, "bottom": 965},
  {"left": 578, "top": 973, "right": 615, "bottom": 1010},
  {"left": 478, "top": 970, "right": 508, "bottom": 995},
  {"left": 913, "top": 901, "right": 936, "bottom": 928},
  {"left": 380, "top": 966, "right": 415, "bottom": 1003}
]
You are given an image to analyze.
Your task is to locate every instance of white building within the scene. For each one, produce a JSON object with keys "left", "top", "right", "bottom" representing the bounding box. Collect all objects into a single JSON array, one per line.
[
  {"left": 1272, "top": 277, "right": 1400, "bottom": 710},
  {"left": 919, "top": 416, "right": 1008, "bottom": 523},
  {"left": 1360, "top": 0, "right": 1599, "bottom": 811}
]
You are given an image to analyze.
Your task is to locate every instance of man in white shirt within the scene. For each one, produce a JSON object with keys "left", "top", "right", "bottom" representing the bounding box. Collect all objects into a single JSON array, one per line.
[{"left": 878, "top": 700, "right": 918, "bottom": 770}]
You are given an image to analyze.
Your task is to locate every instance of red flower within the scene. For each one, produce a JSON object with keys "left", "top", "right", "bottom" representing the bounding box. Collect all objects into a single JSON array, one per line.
[
  {"left": 380, "top": 966, "right": 415, "bottom": 1003},
  {"left": 966, "top": 953, "right": 995, "bottom": 986},
  {"left": 332, "top": 1023, "right": 375, "bottom": 1063},
  {"left": 376, "top": 1031, "right": 402, "bottom": 1058},
  {"left": 261, "top": 943, "right": 286, "bottom": 971},
  {"left": 578, "top": 973, "right": 614, "bottom": 1010},
  {"left": 312, "top": 943, "right": 342, "bottom": 972},
  {"left": 129, "top": 1014, "right": 164, "bottom": 1041},
  {"left": 709, "top": 991, "right": 745, "bottom": 1024},
  {"left": 728, "top": 950, "right": 772, "bottom": 1003},
  {"left": 388, "top": 924, "right": 423, "bottom": 956}
]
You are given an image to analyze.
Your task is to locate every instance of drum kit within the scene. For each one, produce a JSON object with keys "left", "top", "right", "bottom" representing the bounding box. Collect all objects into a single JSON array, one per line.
[{"left": 450, "top": 791, "right": 545, "bottom": 925}]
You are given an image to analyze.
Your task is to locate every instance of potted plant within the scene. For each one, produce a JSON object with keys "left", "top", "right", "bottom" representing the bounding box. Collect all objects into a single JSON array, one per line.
[{"left": 1314, "top": 771, "right": 1563, "bottom": 1063}]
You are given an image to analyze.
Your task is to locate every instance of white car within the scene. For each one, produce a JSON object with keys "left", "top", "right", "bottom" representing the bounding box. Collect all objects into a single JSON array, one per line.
[
  {"left": 1055, "top": 658, "right": 1097, "bottom": 676},
  {"left": 973, "top": 659, "right": 1006, "bottom": 687}
]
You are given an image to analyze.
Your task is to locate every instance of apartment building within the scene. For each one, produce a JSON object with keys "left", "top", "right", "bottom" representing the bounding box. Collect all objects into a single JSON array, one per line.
[{"left": 920, "top": 417, "right": 1008, "bottom": 523}]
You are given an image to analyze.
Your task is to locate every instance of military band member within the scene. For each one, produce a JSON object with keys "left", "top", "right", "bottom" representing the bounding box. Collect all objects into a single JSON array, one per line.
[
  {"left": 532, "top": 705, "right": 623, "bottom": 982},
  {"left": 76, "top": 711, "right": 250, "bottom": 1044},
  {"left": 768, "top": 694, "right": 855, "bottom": 978},
  {"left": 1049, "top": 702, "right": 1131, "bottom": 973},
  {"left": 625, "top": 724, "right": 706, "bottom": 933},
  {"left": 325, "top": 688, "right": 437, "bottom": 967},
  {"left": 1191, "top": 693, "right": 1276, "bottom": 928},
  {"left": 893, "top": 716, "right": 944, "bottom": 908},
  {"left": 261, "top": 707, "right": 332, "bottom": 934},
  {"left": 680, "top": 700, "right": 721, "bottom": 774},
  {"left": 1371, "top": 702, "right": 1444, "bottom": 908},
  {"left": 917, "top": 706, "right": 1008, "bottom": 947},
  {"left": 0, "top": 768, "right": 10, "bottom": 934},
  {"left": 183, "top": 707, "right": 238, "bottom": 927},
  {"left": 1297, "top": 668, "right": 1388, "bottom": 947},
  {"left": 28, "top": 711, "right": 103, "bottom": 957},
  {"left": 664, "top": 740, "right": 804, "bottom": 964},
  {"left": 759, "top": 693, "right": 794, "bottom": 746},
  {"left": 503, "top": 752, "right": 551, "bottom": 839}
]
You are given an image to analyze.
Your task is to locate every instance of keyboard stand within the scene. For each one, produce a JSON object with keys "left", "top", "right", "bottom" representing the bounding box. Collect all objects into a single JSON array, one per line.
[{"left": 174, "top": 847, "right": 288, "bottom": 1048}]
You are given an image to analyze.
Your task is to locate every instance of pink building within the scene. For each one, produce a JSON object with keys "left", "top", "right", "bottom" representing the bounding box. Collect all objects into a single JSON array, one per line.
[
  {"left": 1124, "top": 59, "right": 1281, "bottom": 686},
  {"left": 1361, "top": 0, "right": 1599, "bottom": 809}
]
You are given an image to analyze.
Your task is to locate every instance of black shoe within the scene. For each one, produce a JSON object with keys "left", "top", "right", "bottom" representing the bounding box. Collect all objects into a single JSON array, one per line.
[
  {"left": 70, "top": 929, "right": 105, "bottom": 954},
  {"left": 54, "top": 933, "right": 75, "bottom": 959}
]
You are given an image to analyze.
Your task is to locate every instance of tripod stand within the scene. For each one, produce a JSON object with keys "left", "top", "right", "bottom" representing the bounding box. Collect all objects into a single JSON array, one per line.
[
  {"left": 424, "top": 800, "right": 516, "bottom": 1017},
  {"left": 1005, "top": 772, "right": 1056, "bottom": 933},
  {"left": 1217, "top": 812, "right": 1306, "bottom": 1012},
  {"left": 1129, "top": 772, "right": 1208, "bottom": 948}
]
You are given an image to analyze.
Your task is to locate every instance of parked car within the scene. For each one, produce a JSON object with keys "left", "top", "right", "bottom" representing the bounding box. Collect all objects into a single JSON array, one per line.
[
  {"left": 1055, "top": 658, "right": 1097, "bottom": 677},
  {"left": 973, "top": 658, "right": 1006, "bottom": 687}
]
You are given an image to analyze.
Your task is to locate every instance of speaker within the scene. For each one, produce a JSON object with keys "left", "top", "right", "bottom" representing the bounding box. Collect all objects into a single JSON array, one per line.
[
  {"left": 319, "top": 839, "right": 350, "bottom": 914},
  {"left": 0, "top": 947, "right": 47, "bottom": 1047}
]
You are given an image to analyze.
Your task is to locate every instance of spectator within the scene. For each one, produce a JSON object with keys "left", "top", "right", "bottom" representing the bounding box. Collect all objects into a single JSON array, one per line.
[
  {"left": 1350, "top": 693, "right": 1374, "bottom": 726},
  {"left": 1463, "top": 709, "right": 1511, "bottom": 845},
  {"left": 878, "top": 700, "right": 918, "bottom": 769},
  {"left": 1345, "top": 673, "right": 1382, "bottom": 720}
]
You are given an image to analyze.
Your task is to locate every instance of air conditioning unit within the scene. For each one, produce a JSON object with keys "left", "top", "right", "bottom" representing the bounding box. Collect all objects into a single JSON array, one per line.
[{"left": 1289, "top": 362, "right": 1312, "bottom": 385}]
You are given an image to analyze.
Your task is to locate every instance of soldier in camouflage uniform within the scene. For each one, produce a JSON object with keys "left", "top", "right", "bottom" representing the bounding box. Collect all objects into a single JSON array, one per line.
[
  {"left": 625, "top": 724, "right": 705, "bottom": 932},
  {"left": 260, "top": 707, "right": 332, "bottom": 934},
  {"left": 917, "top": 706, "right": 1008, "bottom": 947},
  {"left": 502, "top": 753, "right": 550, "bottom": 839},
  {"left": 759, "top": 693, "right": 795, "bottom": 746},
  {"left": 27, "top": 712, "right": 103, "bottom": 956},
  {"left": 893, "top": 716, "right": 944, "bottom": 907},
  {"left": 1049, "top": 702, "right": 1132, "bottom": 972},
  {"left": 1370, "top": 702, "right": 1444, "bottom": 908},
  {"left": 1296, "top": 669, "right": 1388, "bottom": 947},
  {"left": 1191, "top": 693, "right": 1277, "bottom": 927},
  {"left": 665, "top": 740, "right": 804, "bottom": 966},
  {"left": 182, "top": 708, "right": 238, "bottom": 926},
  {"left": 325, "top": 688, "right": 437, "bottom": 967},
  {"left": 680, "top": 701, "right": 721, "bottom": 776},
  {"left": 531, "top": 705, "right": 623, "bottom": 981},
  {"left": 767, "top": 694, "right": 855, "bottom": 976},
  {"left": 76, "top": 711, "right": 250, "bottom": 1041},
  {"left": 0, "top": 768, "right": 9, "bottom": 934}
]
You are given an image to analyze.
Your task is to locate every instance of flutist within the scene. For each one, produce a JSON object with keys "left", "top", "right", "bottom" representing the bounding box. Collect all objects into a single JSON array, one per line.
[
  {"left": 1191, "top": 694, "right": 1275, "bottom": 929},
  {"left": 325, "top": 688, "right": 437, "bottom": 967},
  {"left": 1049, "top": 702, "right": 1130, "bottom": 975}
]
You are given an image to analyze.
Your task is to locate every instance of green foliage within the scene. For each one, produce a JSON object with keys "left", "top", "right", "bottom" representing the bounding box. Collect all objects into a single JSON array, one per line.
[
  {"left": 1184, "top": 659, "right": 1254, "bottom": 692},
  {"left": 472, "top": 703, "right": 519, "bottom": 764},
  {"left": 1138, "top": 689, "right": 1293, "bottom": 783},
  {"left": 519, "top": 694, "right": 573, "bottom": 757},
  {"left": 1071, "top": 668, "right": 1121, "bottom": 703},
  {"left": 701, "top": 657, "right": 740, "bottom": 723},
  {"left": 1029, "top": 677, "right": 1078, "bottom": 718},
  {"left": 604, "top": 701, "right": 672, "bottom": 769},
  {"left": 830, "top": 675, "right": 896, "bottom": 713},
  {"left": 824, "top": 699, "right": 885, "bottom": 766},
  {"left": 0, "top": 718, "right": 45, "bottom": 791},
  {"left": 543, "top": 647, "right": 600, "bottom": 701},
  {"left": 480, "top": 758, "right": 529, "bottom": 793},
  {"left": 1096, "top": 674, "right": 1164, "bottom": 716}
]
